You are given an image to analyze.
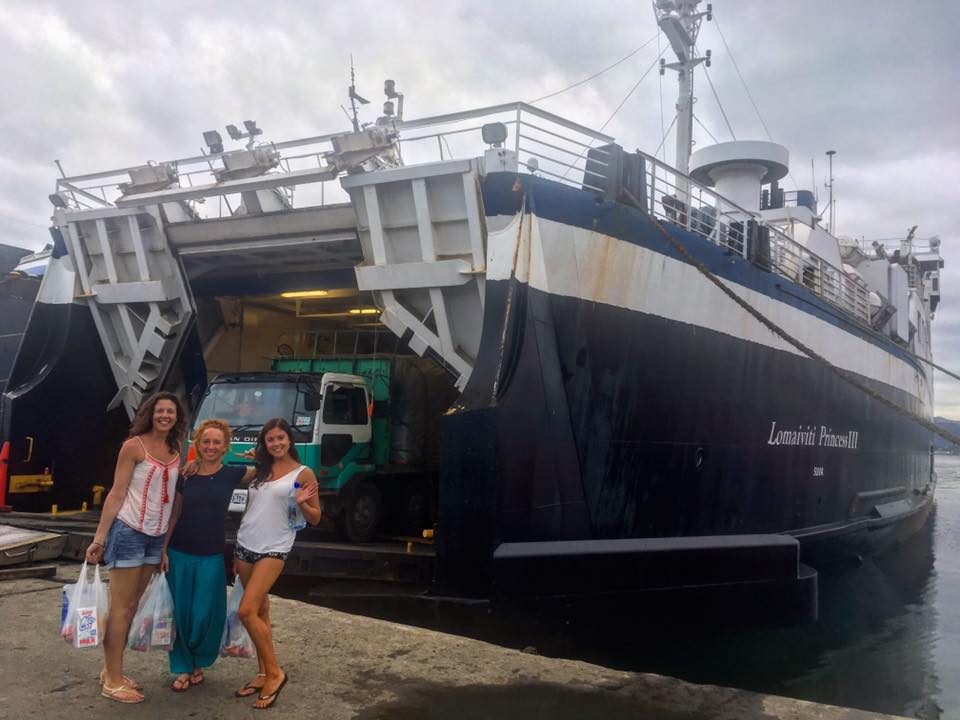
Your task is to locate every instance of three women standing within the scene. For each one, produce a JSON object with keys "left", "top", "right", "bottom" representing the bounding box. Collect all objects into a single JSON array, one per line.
[
  {"left": 86, "top": 393, "right": 320, "bottom": 709},
  {"left": 85, "top": 391, "right": 186, "bottom": 704}
]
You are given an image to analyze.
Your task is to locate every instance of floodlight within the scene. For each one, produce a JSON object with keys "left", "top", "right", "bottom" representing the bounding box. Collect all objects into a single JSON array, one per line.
[
  {"left": 48, "top": 193, "right": 68, "bottom": 208},
  {"left": 481, "top": 122, "right": 508, "bottom": 147},
  {"left": 203, "top": 130, "right": 224, "bottom": 154},
  {"left": 243, "top": 120, "right": 262, "bottom": 137},
  {"left": 225, "top": 124, "right": 243, "bottom": 140}
]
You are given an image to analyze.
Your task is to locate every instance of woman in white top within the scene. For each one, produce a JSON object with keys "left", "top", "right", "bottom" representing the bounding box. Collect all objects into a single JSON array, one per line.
[
  {"left": 234, "top": 417, "right": 321, "bottom": 709},
  {"left": 85, "top": 391, "right": 186, "bottom": 704}
]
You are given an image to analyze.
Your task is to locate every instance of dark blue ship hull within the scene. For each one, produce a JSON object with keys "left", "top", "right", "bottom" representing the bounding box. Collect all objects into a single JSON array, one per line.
[{"left": 434, "top": 174, "right": 934, "bottom": 614}]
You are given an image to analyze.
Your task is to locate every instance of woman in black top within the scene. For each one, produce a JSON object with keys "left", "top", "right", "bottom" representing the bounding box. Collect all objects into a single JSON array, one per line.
[{"left": 161, "top": 419, "right": 253, "bottom": 691}]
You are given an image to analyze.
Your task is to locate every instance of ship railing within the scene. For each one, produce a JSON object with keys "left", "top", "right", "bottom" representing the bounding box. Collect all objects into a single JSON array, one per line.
[
  {"left": 389, "top": 102, "right": 616, "bottom": 193},
  {"left": 635, "top": 150, "right": 871, "bottom": 324},
  {"left": 767, "top": 233, "right": 871, "bottom": 322},
  {"left": 637, "top": 149, "right": 751, "bottom": 256},
  {"left": 52, "top": 102, "right": 615, "bottom": 221},
  {"left": 51, "top": 101, "right": 871, "bottom": 324}
]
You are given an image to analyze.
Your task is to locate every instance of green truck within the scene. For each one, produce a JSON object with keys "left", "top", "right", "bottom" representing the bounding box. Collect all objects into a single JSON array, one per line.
[{"left": 191, "top": 356, "right": 456, "bottom": 542}]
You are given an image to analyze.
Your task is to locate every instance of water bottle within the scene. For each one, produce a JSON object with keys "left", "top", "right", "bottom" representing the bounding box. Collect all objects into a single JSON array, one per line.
[{"left": 287, "top": 481, "right": 306, "bottom": 531}]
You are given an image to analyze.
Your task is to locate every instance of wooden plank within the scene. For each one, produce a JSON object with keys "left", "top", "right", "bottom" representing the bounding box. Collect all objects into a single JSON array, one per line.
[{"left": 0, "top": 563, "right": 58, "bottom": 581}]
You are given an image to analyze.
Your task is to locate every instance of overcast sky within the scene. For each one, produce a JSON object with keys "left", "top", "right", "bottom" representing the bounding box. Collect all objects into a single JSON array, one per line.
[{"left": 2, "top": 1, "right": 959, "bottom": 413}]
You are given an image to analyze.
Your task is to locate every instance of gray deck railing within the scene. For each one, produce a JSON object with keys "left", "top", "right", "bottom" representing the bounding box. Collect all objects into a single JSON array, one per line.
[{"left": 52, "top": 101, "right": 870, "bottom": 324}]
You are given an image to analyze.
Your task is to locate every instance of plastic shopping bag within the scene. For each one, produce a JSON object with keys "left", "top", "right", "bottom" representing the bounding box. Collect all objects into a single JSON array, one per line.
[
  {"left": 127, "top": 572, "right": 177, "bottom": 652},
  {"left": 220, "top": 575, "right": 256, "bottom": 658},
  {"left": 60, "top": 561, "right": 110, "bottom": 649}
]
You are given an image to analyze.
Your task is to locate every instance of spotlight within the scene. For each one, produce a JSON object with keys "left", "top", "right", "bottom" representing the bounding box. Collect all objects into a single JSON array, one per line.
[{"left": 202, "top": 130, "right": 224, "bottom": 154}]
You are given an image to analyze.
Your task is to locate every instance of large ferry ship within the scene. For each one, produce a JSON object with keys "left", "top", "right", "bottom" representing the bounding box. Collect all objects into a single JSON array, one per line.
[{"left": 1, "top": 0, "right": 942, "bottom": 616}]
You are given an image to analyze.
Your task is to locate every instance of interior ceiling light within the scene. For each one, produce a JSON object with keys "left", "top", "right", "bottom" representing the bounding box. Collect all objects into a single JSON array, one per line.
[
  {"left": 281, "top": 290, "right": 329, "bottom": 298},
  {"left": 349, "top": 308, "right": 380, "bottom": 315}
]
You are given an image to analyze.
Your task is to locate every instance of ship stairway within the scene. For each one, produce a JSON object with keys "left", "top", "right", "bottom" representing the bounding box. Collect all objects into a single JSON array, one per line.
[{"left": 342, "top": 158, "right": 487, "bottom": 390}]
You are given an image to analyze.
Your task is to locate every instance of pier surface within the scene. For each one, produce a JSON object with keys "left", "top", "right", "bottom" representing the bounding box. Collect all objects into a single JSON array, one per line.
[{"left": 0, "top": 563, "right": 905, "bottom": 720}]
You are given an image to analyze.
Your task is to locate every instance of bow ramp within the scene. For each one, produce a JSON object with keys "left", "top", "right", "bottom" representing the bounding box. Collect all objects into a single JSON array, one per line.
[
  {"left": 343, "top": 158, "right": 487, "bottom": 389},
  {"left": 51, "top": 136, "right": 501, "bottom": 415}
]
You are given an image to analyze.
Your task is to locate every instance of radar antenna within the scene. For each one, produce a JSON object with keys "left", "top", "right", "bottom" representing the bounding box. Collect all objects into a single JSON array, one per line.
[{"left": 345, "top": 55, "right": 370, "bottom": 133}]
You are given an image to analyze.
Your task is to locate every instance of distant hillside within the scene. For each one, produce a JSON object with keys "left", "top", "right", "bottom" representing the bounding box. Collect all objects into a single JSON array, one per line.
[{"left": 934, "top": 416, "right": 960, "bottom": 451}]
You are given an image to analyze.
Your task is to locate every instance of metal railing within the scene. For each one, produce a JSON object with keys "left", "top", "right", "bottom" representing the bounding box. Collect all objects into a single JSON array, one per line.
[
  {"left": 53, "top": 101, "right": 870, "bottom": 323},
  {"left": 634, "top": 149, "right": 870, "bottom": 323}
]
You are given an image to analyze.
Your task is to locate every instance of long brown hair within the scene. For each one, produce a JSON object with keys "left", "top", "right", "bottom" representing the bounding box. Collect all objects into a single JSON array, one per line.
[
  {"left": 252, "top": 417, "right": 300, "bottom": 487},
  {"left": 128, "top": 391, "right": 187, "bottom": 456}
]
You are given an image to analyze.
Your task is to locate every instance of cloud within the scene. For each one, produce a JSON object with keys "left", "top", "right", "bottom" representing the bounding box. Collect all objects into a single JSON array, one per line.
[{"left": 1, "top": 0, "right": 958, "bottom": 413}]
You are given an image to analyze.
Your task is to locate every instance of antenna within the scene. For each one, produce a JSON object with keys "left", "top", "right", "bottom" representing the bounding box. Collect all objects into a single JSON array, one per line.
[
  {"left": 347, "top": 55, "right": 370, "bottom": 133},
  {"left": 655, "top": 0, "right": 712, "bottom": 201},
  {"left": 825, "top": 149, "right": 836, "bottom": 234}
]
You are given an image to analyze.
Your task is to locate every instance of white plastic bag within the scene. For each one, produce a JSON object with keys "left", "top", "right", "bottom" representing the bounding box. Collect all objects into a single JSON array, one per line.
[
  {"left": 59, "top": 561, "right": 109, "bottom": 649},
  {"left": 220, "top": 574, "right": 256, "bottom": 658},
  {"left": 127, "top": 571, "right": 176, "bottom": 652}
]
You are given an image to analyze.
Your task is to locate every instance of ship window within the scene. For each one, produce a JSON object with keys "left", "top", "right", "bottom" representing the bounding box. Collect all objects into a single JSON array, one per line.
[{"left": 322, "top": 385, "right": 368, "bottom": 426}]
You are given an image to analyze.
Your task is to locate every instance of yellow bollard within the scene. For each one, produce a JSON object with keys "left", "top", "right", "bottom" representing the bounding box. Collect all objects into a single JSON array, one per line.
[
  {"left": 406, "top": 541, "right": 413, "bottom": 554},
  {"left": 81, "top": 501, "right": 88, "bottom": 512},
  {"left": 51, "top": 504, "right": 58, "bottom": 515},
  {"left": 92, "top": 485, "right": 105, "bottom": 506}
]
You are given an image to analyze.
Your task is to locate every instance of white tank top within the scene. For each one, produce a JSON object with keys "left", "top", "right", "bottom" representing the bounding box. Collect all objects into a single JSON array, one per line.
[
  {"left": 236, "top": 465, "right": 306, "bottom": 555},
  {"left": 116, "top": 438, "right": 180, "bottom": 537}
]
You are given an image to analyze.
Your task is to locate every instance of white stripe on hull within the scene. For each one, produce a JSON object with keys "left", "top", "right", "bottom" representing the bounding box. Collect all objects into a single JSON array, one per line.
[{"left": 487, "top": 213, "right": 930, "bottom": 405}]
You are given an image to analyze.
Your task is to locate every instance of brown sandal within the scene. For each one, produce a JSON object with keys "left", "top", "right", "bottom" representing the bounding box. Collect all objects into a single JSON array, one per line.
[
  {"left": 101, "top": 683, "right": 144, "bottom": 704},
  {"left": 171, "top": 674, "right": 191, "bottom": 692},
  {"left": 253, "top": 673, "right": 288, "bottom": 710},
  {"left": 99, "top": 670, "right": 142, "bottom": 692},
  {"left": 235, "top": 673, "right": 266, "bottom": 698}
]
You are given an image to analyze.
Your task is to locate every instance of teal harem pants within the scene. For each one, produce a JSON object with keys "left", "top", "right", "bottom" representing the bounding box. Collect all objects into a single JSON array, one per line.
[{"left": 166, "top": 547, "right": 227, "bottom": 673}]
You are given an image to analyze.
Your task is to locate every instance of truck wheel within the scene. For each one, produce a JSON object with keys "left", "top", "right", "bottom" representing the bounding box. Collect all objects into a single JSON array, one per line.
[{"left": 344, "top": 481, "right": 382, "bottom": 543}]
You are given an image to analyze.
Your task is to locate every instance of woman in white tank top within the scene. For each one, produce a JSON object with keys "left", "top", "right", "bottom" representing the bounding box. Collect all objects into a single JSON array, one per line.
[
  {"left": 233, "top": 417, "right": 321, "bottom": 709},
  {"left": 85, "top": 391, "right": 186, "bottom": 704}
]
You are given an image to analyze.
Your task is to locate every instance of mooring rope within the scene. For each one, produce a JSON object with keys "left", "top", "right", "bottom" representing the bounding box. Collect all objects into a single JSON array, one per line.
[{"left": 622, "top": 187, "right": 960, "bottom": 448}]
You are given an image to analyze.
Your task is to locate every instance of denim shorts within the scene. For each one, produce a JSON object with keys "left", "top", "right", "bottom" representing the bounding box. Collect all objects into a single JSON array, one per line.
[{"left": 103, "top": 519, "right": 165, "bottom": 569}]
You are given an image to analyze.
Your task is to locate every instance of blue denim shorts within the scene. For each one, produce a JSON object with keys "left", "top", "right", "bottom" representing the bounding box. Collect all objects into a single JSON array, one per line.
[{"left": 103, "top": 519, "right": 165, "bottom": 569}]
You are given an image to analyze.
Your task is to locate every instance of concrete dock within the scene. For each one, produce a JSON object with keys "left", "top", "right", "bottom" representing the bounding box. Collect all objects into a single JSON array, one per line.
[{"left": 0, "top": 563, "right": 906, "bottom": 720}]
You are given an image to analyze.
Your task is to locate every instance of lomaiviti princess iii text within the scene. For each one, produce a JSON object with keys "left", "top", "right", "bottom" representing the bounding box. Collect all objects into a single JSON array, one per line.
[{"left": 767, "top": 422, "right": 859, "bottom": 449}]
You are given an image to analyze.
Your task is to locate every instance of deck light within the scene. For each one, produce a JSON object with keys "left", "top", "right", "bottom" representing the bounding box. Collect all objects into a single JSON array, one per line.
[
  {"left": 202, "top": 130, "right": 224, "bottom": 154},
  {"left": 281, "top": 290, "right": 330, "bottom": 299},
  {"left": 349, "top": 308, "right": 379, "bottom": 315},
  {"left": 482, "top": 122, "right": 508, "bottom": 148}
]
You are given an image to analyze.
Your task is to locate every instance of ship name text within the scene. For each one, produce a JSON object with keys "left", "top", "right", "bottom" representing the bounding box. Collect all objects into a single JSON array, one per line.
[{"left": 767, "top": 422, "right": 859, "bottom": 450}]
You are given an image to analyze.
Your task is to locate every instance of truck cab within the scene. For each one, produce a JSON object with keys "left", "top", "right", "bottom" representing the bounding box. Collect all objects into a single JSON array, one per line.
[{"left": 190, "top": 357, "right": 436, "bottom": 542}]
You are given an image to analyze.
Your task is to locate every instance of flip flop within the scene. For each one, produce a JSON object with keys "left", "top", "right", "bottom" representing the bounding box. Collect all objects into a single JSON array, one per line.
[
  {"left": 102, "top": 683, "right": 144, "bottom": 704},
  {"left": 190, "top": 669, "right": 205, "bottom": 686},
  {"left": 99, "top": 670, "right": 141, "bottom": 691},
  {"left": 235, "top": 673, "right": 267, "bottom": 698},
  {"left": 171, "top": 675, "right": 191, "bottom": 692},
  {"left": 253, "top": 673, "right": 288, "bottom": 710}
]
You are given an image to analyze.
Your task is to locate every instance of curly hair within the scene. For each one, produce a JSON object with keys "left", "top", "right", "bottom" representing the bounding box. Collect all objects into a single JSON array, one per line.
[
  {"left": 191, "top": 418, "right": 232, "bottom": 455},
  {"left": 252, "top": 417, "right": 300, "bottom": 487},
  {"left": 128, "top": 391, "right": 187, "bottom": 456}
]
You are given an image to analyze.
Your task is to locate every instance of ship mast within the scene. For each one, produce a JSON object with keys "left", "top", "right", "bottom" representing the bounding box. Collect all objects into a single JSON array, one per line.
[{"left": 655, "top": 0, "right": 712, "bottom": 196}]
